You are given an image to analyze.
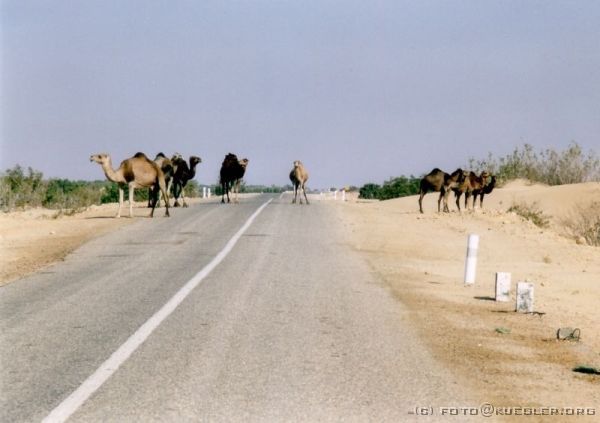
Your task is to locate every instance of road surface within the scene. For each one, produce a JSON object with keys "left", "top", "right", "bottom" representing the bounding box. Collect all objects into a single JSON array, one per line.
[{"left": 1, "top": 194, "right": 473, "bottom": 422}]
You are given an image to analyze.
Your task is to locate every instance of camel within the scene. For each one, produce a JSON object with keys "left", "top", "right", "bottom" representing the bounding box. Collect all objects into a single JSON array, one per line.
[
  {"left": 147, "top": 152, "right": 174, "bottom": 208},
  {"left": 171, "top": 154, "right": 202, "bottom": 207},
  {"left": 474, "top": 175, "right": 497, "bottom": 208},
  {"left": 418, "top": 168, "right": 467, "bottom": 213},
  {"left": 90, "top": 152, "right": 170, "bottom": 218},
  {"left": 219, "top": 153, "right": 249, "bottom": 203},
  {"left": 453, "top": 171, "right": 490, "bottom": 211},
  {"left": 289, "top": 160, "right": 309, "bottom": 204}
]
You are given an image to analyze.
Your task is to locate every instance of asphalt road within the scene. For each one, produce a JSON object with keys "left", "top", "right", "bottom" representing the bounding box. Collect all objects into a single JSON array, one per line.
[{"left": 1, "top": 194, "right": 474, "bottom": 422}]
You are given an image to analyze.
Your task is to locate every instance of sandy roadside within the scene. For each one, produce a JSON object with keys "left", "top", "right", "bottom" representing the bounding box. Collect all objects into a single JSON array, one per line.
[{"left": 334, "top": 182, "right": 600, "bottom": 420}]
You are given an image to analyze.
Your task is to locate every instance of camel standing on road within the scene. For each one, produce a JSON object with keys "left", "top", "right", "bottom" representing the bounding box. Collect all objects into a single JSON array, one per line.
[
  {"left": 289, "top": 160, "right": 309, "bottom": 204},
  {"left": 90, "top": 152, "right": 170, "bottom": 218},
  {"left": 148, "top": 152, "right": 174, "bottom": 208},
  {"left": 219, "top": 153, "right": 249, "bottom": 203},
  {"left": 171, "top": 154, "right": 202, "bottom": 207}
]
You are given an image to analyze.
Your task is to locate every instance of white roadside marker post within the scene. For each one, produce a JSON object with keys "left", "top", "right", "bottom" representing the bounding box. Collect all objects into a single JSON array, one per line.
[
  {"left": 516, "top": 282, "right": 534, "bottom": 313},
  {"left": 464, "top": 234, "right": 479, "bottom": 285},
  {"left": 495, "top": 272, "right": 511, "bottom": 302},
  {"left": 342, "top": 189, "right": 346, "bottom": 201},
  {"left": 208, "top": 188, "right": 211, "bottom": 198},
  {"left": 203, "top": 187, "right": 207, "bottom": 199}
]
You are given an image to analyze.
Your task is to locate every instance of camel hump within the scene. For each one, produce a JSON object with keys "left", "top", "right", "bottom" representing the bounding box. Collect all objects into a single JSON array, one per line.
[
  {"left": 133, "top": 152, "right": 148, "bottom": 159},
  {"left": 155, "top": 152, "right": 166, "bottom": 159}
]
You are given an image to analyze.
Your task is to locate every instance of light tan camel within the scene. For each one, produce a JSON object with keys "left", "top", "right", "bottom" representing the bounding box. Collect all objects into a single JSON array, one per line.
[
  {"left": 90, "top": 152, "right": 170, "bottom": 218},
  {"left": 289, "top": 160, "right": 309, "bottom": 204}
]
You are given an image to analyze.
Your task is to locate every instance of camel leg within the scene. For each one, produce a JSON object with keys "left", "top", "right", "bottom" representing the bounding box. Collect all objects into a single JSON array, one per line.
[
  {"left": 234, "top": 180, "right": 240, "bottom": 203},
  {"left": 418, "top": 191, "right": 425, "bottom": 213},
  {"left": 302, "top": 183, "right": 309, "bottom": 205},
  {"left": 464, "top": 192, "right": 470, "bottom": 210},
  {"left": 292, "top": 184, "right": 297, "bottom": 204},
  {"left": 173, "top": 182, "right": 181, "bottom": 207},
  {"left": 116, "top": 186, "right": 124, "bottom": 218},
  {"left": 442, "top": 189, "right": 451, "bottom": 213},
  {"left": 128, "top": 185, "right": 135, "bottom": 218},
  {"left": 480, "top": 193, "right": 485, "bottom": 208},
  {"left": 455, "top": 192, "right": 462, "bottom": 212},
  {"left": 160, "top": 183, "right": 170, "bottom": 217}
]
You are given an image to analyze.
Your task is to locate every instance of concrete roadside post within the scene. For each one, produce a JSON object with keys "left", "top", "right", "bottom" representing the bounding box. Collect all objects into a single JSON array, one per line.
[
  {"left": 203, "top": 187, "right": 207, "bottom": 199},
  {"left": 516, "top": 282, "right": 534, "bottom": 313},
  {"left": 464, "top": 234, "right": 479, "bottom": 285},
  {"left": 495, "top": 272, "right": 511, "bottom": 302}
]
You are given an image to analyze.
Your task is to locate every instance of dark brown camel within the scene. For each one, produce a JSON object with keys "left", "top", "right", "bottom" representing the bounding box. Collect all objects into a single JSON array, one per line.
[
  {"left": 418, "top": 168, "right": 467, "bottom": 213},
  {"left": 473, "top": 175, "right": 496, "bottom": 208},
  {"left": 148, "top": 152, "right": 174, "bottom": 208},
  {"left": 171, "top": 154, "right": 202, "bottom": 207},
  {"left": 219, "top": 153, "right": 249, "bottom": 203},
  {"left": 453, "top": 171, "right": 490, "bottom": 211}
]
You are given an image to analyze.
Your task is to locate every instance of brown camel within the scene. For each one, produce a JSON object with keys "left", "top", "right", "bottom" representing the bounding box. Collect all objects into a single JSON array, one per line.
[
  {"left": 219, "top": 153, "right": 249, "bottom": 203},
  {"left": 147, "top": 152, "right": 174, "bottom": 208},
  {"left": 473, "top": 175, "right": 497, "bottom": 208},
  {"left": 171, "top": 154, "right": 202, "bottom": 207},
  {"left": 418, "top": 168, "right": 466, "bottom": 213},
  {"left": 289, "top": 160, "right": 309, "bottom": 204},
  {"left": 453, "top": 171, "right": 490, "bottom": 211},
  {"left": 90, "top": 152, "right": 170, "bottom": 218}
]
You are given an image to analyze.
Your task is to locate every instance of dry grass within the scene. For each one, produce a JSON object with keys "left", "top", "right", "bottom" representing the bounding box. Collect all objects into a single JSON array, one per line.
[
  {"left": 561, "top": 201, "right": 600, "bottom": 246},
  {"left": 507, "top": 202, "right": 550, "bottom": 228}
]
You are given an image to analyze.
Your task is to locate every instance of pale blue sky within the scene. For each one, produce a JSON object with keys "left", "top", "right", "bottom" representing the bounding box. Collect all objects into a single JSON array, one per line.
[{"left": 2, "top": 0, "right": 599, "bottom": 188}]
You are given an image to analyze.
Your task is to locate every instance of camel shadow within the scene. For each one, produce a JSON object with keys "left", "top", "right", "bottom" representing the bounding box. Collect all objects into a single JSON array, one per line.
[{"left": 474, "top": 296, "right": 496, "bottom": 301}]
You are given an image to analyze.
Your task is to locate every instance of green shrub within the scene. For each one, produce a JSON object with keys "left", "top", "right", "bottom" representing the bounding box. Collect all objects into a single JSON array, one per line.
[
  {"left": 0, "top": 165, "right": 46, "bottom": 210},
  {"left": 358, "top": 176, "right": 419, "bottom": 200}
]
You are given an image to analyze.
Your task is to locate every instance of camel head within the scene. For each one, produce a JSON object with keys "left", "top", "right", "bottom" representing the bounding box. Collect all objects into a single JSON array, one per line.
[
  {"left": 90, "top": 153, "right": 110, "bottom": 165},
  {"left": 238, "top": 158, "right": 249, "bottom": 170},
  {"left": 293, "top": 160, "right": 303, "bottom": 169},
  {"left": 171, "top": 152, "right": 183, "bottom": 162},
  {"left": 190, "top": 156, "right": 202, "bottom": 167}
]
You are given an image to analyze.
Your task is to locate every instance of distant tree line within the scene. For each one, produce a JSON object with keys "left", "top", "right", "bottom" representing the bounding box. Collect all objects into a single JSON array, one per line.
[{"left": 358, "top": 176, "right": 420, "bottom": 200}]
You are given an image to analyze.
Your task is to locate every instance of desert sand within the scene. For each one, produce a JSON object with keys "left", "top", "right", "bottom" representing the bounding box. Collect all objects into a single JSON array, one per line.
[
  {"left": 1, "top": 183, "right": 599, "bottom": 419},
  {"left": 335, "top": 181, "right": 600, "bottom": 418}
]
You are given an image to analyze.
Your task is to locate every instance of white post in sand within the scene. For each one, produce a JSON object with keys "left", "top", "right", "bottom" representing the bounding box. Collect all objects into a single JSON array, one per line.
[
  {"left": 495, "top": 272, "right": 511, "bottom": 302},
  {"left": 203, "top": 187, "right": 207, "bottom": 199},
  {"left": 334, "top": 190, "right": 337, "bottom": 200},
  {"left": 516, "top": 282, "right": 534, "bottom": 313},
  {"left": 342, "top": 189, "right": 346, "bottom": 201},
  {"left": 464, "top": 234, "right": 479, "bottom": 285},
  {"left": 208, "top": 188, "right": 211, "bottom": 198}
]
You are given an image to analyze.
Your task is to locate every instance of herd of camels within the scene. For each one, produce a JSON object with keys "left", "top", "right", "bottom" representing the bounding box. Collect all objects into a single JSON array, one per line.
[
  {"left": 90, "top": 151, "right": 494, "bottom": 218},
  {"left": 89, "top": 152, "right": 309, "bottom": 218}
]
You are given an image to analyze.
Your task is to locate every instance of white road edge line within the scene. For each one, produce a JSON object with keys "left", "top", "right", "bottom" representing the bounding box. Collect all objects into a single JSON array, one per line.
[{"left": 43, "top": 199, "right": 273, "bottom": 423}]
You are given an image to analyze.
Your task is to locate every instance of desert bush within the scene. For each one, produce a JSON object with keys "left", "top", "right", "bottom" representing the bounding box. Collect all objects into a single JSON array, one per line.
[
  {"left": 468, "top": 142, "right": 600, "bottom": 186},
  {"left": 508, "top": 202, "right": 550, "bottom": 228},
  {"left": 358, "top": 176, "right": 419, "bottom": 200},
  {"left": 561, "top": 201, "right": 600, "bottom": 246},
  {"left": 0, "top": 165, "right": 46, "bottom": 210},
  {"left": 359, "top": 183, "right": 382, "bottom": 199}
]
